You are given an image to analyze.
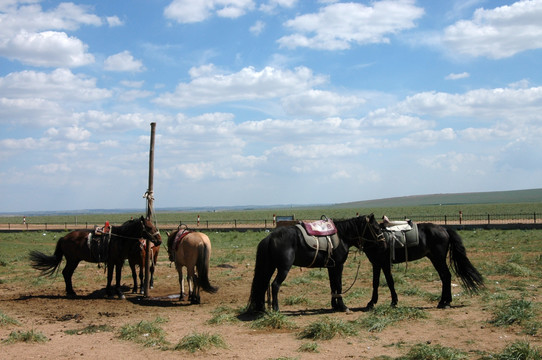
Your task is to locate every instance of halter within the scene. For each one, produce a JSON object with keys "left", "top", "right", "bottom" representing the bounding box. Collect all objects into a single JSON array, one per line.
[
  {"left": 110, "top": 219, "right": 161, "bottom": 245},
  {"left": 354, "top": 215, "right": 385, "bottom": 249}
]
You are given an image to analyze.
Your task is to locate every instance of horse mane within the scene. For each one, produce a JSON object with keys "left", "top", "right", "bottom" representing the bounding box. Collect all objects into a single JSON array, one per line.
[{"left": 333, "top": 214, "right": 369, "bottom": 236}]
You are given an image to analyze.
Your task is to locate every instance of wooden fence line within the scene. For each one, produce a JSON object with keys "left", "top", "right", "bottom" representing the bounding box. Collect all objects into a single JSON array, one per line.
[{"left": 0, "top": 212, "right": 540, "bottom": 231}]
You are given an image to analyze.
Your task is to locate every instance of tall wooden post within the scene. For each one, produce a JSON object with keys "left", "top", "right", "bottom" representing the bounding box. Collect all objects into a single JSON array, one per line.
[{"left": 144, "top": 122, "right": 156, "bottom": 297}]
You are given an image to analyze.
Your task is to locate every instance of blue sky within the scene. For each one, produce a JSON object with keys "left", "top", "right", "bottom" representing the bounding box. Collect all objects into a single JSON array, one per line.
[{"left": 1, "top": 0, "right": 542, "bottom": 213}]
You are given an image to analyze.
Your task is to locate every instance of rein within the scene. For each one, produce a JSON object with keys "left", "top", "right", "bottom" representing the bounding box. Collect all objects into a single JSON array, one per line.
[{"left": 109, "top": 220, "right": 160, "bottom": 242}]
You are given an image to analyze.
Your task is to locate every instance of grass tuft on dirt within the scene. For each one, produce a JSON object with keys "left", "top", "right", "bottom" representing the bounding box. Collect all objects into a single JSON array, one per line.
[{"left": 174, "top": 332, "right": 227, "bottom": 353}]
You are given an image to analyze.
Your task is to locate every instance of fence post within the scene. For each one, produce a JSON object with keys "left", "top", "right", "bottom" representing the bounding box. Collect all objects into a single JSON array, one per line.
[
  {"left": 444, "top": 215, "right": 447, "bottom": 225},
  {"left": 535, "top": 212, "right": 537, "bottom": 224},
  {"left": 487, "top": 214, "right": 490, "bottom": 225}
]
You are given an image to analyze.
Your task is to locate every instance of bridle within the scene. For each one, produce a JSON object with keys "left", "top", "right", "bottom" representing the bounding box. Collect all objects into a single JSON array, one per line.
[
  {"left": 354, "top": 215, "right": 385, "bottom": 249},
  {"left": 110, "top": 219, "right": 161, "bottom": 245}
]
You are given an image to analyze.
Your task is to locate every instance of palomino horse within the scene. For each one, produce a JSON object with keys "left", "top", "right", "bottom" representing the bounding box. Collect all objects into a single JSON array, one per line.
[
  {"left": 247, "top": 214, "right": 384, "bottom": 313},
  {"left": 29, "top": 216, "right": 161, "bottom": 298},
  {"left": 363, "top": 221, "right": 484, "bottom": 309},
  {"left": 167, "top": 227, "right": 218, "bottom": 304},
  {"left": 128, "top": 239, "right": 160, "bottom": 294}
]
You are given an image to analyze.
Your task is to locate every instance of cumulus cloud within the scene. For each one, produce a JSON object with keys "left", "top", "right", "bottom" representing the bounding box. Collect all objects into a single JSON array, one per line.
[
  {"left": 1, "top": 30, "right": 94, "bottom": 67},
  {"left": 164, "top": 0, "right": 255, "bottom": 23},
  {"left": 445, "top": 72, "right": 470, "bottom": 80},
  {"left": 278, "top": 0, "right": 424, "bottom": 50},
  {"left": 154, "top": 65, "right": 327, "bottom": 108},
  {"left": 0, "top": 2, "right": 101, "bottom": 67},
  {"left": 443, "top": 0, "right": 542, "bottom": 59},
  {"left": 0, "top": 68, "right": 112, "bottom": 102},
  {"left": 104, "top": 51, "right": 145, "bottom": 72}
]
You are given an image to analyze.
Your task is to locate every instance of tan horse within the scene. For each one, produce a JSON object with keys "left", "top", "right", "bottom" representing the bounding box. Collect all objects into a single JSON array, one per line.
[{"left": 166, "top": 227, "right": 218, "bottom": 304}]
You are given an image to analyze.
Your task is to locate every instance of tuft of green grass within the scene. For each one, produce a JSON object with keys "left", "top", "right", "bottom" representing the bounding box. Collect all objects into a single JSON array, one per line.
[
  {"left": 65, "top": 324, "right": 113, "bottom": 335},
  {"left": 493, "top": 340, "right": 541, "bottom": 360},
  {"left": 283, "top": 295, "right": 310, "bottom": 306},
  {"left": 298, "top": 342, "right": 319, "bottom": 353},
  {"left": 398, "top": 343, "right": 468, "bottom": 360},
  {"left": 297, "top": 316, "right": 357, "bottom": 340},
  {"left": 207, "top": 305, "right": 240, "bottom": 325},
  {"left": 2, "top": 329, "right": 48, "bottom": 344},
  {"left": 356, "top": 305, "right": 428, "bottom": 332},
  {"left": 490, "top": 298, "right": 534, "bottom": 326},
  {"left": 118, "top": 317, "right": 169, "bottom": 348},
  {"left": 251, "top": 311, "right": 298, "bottom": 330},
  {"left": 0, "top": 311, "right": 20, "bottom": 327},
  {"left": 174, "top": 332, "right": 227, "bottom": 353}
]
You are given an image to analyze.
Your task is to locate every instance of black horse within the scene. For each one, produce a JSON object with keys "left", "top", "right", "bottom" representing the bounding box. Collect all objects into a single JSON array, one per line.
[
  {"left": 363, "top": 222, "right": 484, "bottom": 309},
  {"left": 29, "top": 216, "right": 162, "bottom": 299},
  {"left": 247, "top": 214, "right": 384, "bottom": 313}
]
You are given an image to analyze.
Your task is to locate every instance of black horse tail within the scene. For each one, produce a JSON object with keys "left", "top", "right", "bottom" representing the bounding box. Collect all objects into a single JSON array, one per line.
[
  {"left": 29, "top": 239, "right": 64, "bottom": 277},
  {"left": 247, "top": 235, "right": 273, "bottom": 313},
  {"left": 447, "top": 228, "right": 484, "bottom": 293},
  {"left": 196, "top": 243, "right": 218, "bottom": 294}
]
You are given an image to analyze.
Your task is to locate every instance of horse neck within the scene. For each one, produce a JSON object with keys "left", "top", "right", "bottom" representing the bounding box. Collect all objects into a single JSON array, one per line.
[
  {"left": 335, "top": 218, "right": 365, "bottom": 247},
  {"left": 113, "top": 220, "right": 141, "bottom": 239}
]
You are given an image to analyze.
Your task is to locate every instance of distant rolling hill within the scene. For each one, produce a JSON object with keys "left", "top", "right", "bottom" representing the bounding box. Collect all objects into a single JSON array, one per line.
[{"left": 333, "top": 188, "right": 542, "bottom": 208}]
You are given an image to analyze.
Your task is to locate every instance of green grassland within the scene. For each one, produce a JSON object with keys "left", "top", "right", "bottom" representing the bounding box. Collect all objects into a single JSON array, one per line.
[{"left": 1, "top": 189, "right": 541, "bottom": 226}]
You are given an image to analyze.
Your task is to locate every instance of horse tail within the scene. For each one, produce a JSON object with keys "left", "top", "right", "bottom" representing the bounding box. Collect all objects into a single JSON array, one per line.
[
  {"left": 196, "top": 243, "right": 218, "bottom": 293},
  {"left": 447, "top": 228, "right": 484, "bottom": 293},
  {"left": 247, "top": 235, "right": 273, "bottom": 313},
  {"left": 29, "top": 238, "right": 64, "bottom": 277}
]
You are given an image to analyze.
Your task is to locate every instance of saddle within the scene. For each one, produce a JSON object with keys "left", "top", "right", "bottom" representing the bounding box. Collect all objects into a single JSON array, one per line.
[
  {"left": 381, "top": 220, "right": 419, "bottom": 261},
  {"left": 168, "top": 229, "right": 191, "bottom": 262},
  {"left": 301, "top": 218, "right": 337, "bottom": 236},
  {"left": 87, "top": 224, "right": 111, "bottom": 263},
  {"left": 296, "top": 216, "right": 339, "bottom": 267}
]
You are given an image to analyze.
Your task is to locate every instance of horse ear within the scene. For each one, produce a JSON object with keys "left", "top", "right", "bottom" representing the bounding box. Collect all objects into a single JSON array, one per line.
[{"left": 166, "top": 231, "right": 170, "bottom": 237}]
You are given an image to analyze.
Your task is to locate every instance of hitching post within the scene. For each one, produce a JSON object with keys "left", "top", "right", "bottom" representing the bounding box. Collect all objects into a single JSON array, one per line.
[{"left": 144, "top": 122, "right": 156, "bottom": 297}]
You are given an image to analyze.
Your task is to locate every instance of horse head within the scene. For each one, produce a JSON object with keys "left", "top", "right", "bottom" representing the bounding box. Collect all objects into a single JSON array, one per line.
[
  {"left": 140, "top": 216, "right": 162, "bottom": 246},
  {"left": 363, "top": 213, "right": 386, "bottom": 250}
]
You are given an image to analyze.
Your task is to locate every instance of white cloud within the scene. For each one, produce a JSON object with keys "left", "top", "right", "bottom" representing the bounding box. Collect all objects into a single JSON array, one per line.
[
  {"left": 154, "top": 65, "right": 327, "bottom": 108},
  {"left": 0, "top": 69, "right": 112, "bottom": 102},
  {"left": 0, "top": 2, "right": 101, "bottom": 67},
  {"left": 443, "top": 0, "right": 542, "bottom": 59},
  {"left": 445, "top": 72, "right": 470, "bottom": 80},
  {"left": 278, "top": 0, "right": 424, "bottom": 50},
  {"left": 106, "top": 16, "right": 124, "bottom": 27},
  {"left": 0, "top": 30, "right": 94, "bottom": 67},
  {"left": 395, "top": 86, "right": 542, "bottom": 121},
  {"left": 164, "top": 0, "right": 255, "bottom": 23},
  {"left": 250, "top": 20, "right": 265, "bottom": 35},
  {"left": 281, "top": 89, "right": 364, "bottom": 117},
  {"left": 104, "top": 51, "right": 144, "bottom": 72}
]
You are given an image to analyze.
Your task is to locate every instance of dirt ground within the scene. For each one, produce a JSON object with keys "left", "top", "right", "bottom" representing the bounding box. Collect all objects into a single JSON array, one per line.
[{"left": 0, "top": 252, "right": 540, "bottom": 360}]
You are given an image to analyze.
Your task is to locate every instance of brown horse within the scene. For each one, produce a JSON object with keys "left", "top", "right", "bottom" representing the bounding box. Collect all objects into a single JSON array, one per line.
[
  {"left": 29, "top": 216, "right": 161, "bottom": 299},
  {"left": 128, "top": 239, "right": 160, "bottom": 294},
  {"left": 166, "top": 227, "right": 218, "bottom": 304}
]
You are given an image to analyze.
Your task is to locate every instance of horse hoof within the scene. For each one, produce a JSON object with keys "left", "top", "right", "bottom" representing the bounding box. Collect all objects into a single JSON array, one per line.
[{"left": 437, "top": 303, "right": 451, "bottom": 309}]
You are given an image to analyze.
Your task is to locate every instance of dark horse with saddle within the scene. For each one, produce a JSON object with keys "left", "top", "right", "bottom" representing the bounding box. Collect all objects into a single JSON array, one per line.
[
  {"left": 247, "top": 214, "right": 484, "bottom": 313},
  {"left": 29, "top": 216, "right": 161, "bottom": 299},
  {"left": 363, "top": 217, "right": 484, "bottom": 309}
]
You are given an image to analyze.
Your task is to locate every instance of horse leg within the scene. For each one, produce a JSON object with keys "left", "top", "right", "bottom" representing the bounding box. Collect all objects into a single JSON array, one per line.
[
  {"left": 149, "top": 261, "right": 155, "bottom": 289},
  {"left": 129, "top": 261, "right": 138, "bottom": 293},
  {"left": 62, "top": 260, "right": 79, "bottom": 297},
  {"left": 366, "top": 263, "right": 381, "bottom": 309},
  {"left": 381, "top": 263, "right": 398, "bottom": 307},
  {"left": 114, "top": 262, "right": 125, "bottom": 299},
  {"left": 428, "top": 256, "right": 452, "bottom": 308},
  {"left": 271, "top": 268, "right": 290, "bottom": 312},
  {"left": 192, "top": 274, "right": 201, "bottom": 305},
  {"left": 106, "top": 262, "right": 114, "bottom": 298},
  {"left": 328, "top": 265, "right": 349, "bottom": 312},
  {"left": 176, "top": 266, "right": 186, "bottom": 301},
  {"left": 138, "top": 264, "right": 144, "bottom": 294}
]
